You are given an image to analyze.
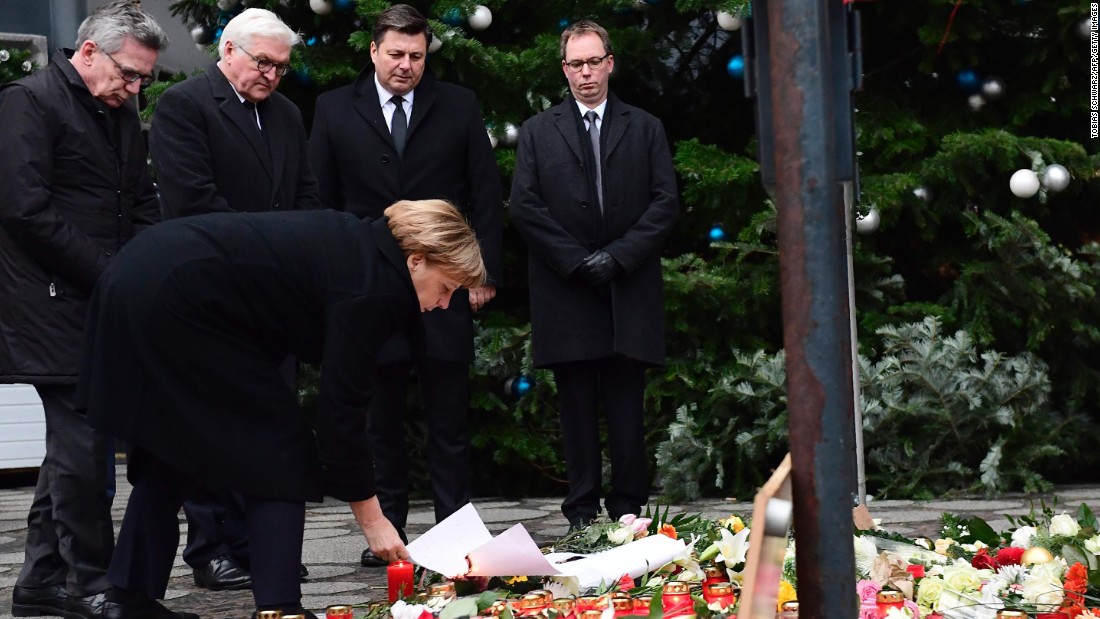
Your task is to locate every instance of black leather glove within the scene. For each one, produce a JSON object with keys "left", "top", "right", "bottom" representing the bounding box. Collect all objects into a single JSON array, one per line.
[{"left": 577, "top": 250, "right": 621, "bottom": 286}]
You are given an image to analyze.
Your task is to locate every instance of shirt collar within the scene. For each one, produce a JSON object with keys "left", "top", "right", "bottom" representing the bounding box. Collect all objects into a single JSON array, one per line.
[
  {"left": 374, "top": 72, "right": 415, "bottom": 108},
  {"left": 575, "top": 98, "right": 608, "bottom": 121}
]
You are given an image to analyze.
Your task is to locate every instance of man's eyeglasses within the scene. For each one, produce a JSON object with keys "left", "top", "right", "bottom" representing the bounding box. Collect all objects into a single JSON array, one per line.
[
  {"left": 234, "top": 44, "right": 292, "bottom": 77},
  {"left": 563, "top": 54, "right": 610, "bottom": 72},
  {"left": 102, "top": 51, "right": 155, "bottom": 87}
]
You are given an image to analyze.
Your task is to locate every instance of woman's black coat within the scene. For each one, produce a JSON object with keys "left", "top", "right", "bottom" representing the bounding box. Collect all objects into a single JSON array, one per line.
[{"left": 79, "top": 211, "right": 419, "bottom": 503}]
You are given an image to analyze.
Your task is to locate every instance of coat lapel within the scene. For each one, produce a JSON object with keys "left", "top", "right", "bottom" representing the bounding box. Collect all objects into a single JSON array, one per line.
[
  {"left": 208, "top": 64, "right": 273, "bottom": 179},
  {"left": 352, "top": 69, "right": 398, "bottom": 150},
  {"left": 552, "top": 99, "right": 585, "bottom": 165},
  {"left": 406, "top": 70, "right": 437, "bottom": 141},
  {"left": 261, "top": 97, "right": 286, "bottom": 196},
  {"left": 603, "top": 93, "right": 629, "bottom": 159}
]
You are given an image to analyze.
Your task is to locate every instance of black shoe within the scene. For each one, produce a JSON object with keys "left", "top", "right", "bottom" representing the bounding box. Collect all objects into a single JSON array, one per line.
[
  {"left": 101, "top": 598, "right": 199, "bottom": 619},
  {"left": 360, "top": 548, "right": 387, "bottom": 567},
  {"left": 193, "top": 554, "right": 252, "bottom": 591},
  {"left": 251, "top": 607, "right": 318, "bottom": 619},
  {"left": 299, "top": 564, "right": 309, "bottom": 580},
  {"left": 62, "top": 592, "right": 108, "bottom": 619},
  {"left": 12, "top": 584, "right": 67, "bottom": 617},
  {"left": 567, "top": 516, "right": 595, "bottom": 534}
]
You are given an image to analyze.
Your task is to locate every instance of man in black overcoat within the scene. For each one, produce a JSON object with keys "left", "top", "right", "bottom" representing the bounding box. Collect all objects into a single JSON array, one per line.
[
  {"left": 0, "top": 3, "right": 166, "bottom": 618},
  {"left": 309, "top": 3, "right": 503, "bottom": 566},
  {"left": 509, "top": 20, "right": 679, "bottom": 530},
  {"left": 149, "top": 7, "right": 320, "bottom": 590}
]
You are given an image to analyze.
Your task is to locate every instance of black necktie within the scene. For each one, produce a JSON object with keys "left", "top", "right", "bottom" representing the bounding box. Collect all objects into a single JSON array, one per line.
[
  {"left": 585, "top": 110, "right": 603, "bottom": 212},
  {"left": 390, "top": 95, "right": 407, "bottom": 156},
  {"left": 243, "top": 100, "right": 261, "bottom": 132}
]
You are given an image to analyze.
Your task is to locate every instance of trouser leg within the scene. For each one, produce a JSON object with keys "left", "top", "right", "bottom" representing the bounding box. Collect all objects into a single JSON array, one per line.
[
  {"left": 599, "top": 358, "right": 649, "bottom": 519},
  {"left": 420, "top": 358, "right": 471, "bottom": 522},
  {"left": 16, "top": 449, "right": 65, "bottom": 589},
  {"left": 367, "top": 362, "right": 411, "bottom": 531},
  {"left": 20, "top": 384, "right": 114, "bottom": 596},
  {"left": 553, "top": 360, "right": 603, "bottom": 522},
  {"left": 246, "top": 496, "right": 305, "bottom": 608}
]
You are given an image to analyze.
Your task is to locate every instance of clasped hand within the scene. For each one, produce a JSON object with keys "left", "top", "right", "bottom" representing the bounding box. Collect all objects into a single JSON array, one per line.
[{"left": 577, "top": 250, "right": 621, "bottom": 286}]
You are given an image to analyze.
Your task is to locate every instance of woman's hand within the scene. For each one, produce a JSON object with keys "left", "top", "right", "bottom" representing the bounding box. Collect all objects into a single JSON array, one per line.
[{"left": 350, "top": 497, "right": 410, "bottom": 563}]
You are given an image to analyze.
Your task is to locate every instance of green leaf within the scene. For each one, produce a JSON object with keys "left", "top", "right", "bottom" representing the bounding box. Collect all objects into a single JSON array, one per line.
[
  {"left": 1060, "top": 543, "right": 1091, "bottom": 571},
  {"left": 1076, "top": 503, "right": 1098, "bottom": 531},
  {"left": 476, "top": 591, "right": 502, "bottom": 612},
  {"left": 439, "top": 598, "right": 480, "bottom": 619},
  {"left": 963, "top": 517, "right": 1001, "bottom": 546}
]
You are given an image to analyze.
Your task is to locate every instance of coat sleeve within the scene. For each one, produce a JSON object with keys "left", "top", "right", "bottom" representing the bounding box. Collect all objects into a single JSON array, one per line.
[
  {"left": 290, "top": 102, "right": 322, "bottom": 211},
  {"left": 309, "top": 96, "right": 342, "bottom": 211},
  {"left": 314, "top": 294, "right": 410, "bottom": 502},
  {"left": 150, "top": 86, "right": 234, "bottom": 218},
  {"left": 462, "top": 95, "right": 504, "bottom": 286},
  {"left": 0, "top": 85, "right": 108, "bottom": 292},
  {"left": 508, "top": 120, "right": 592, "bottom": 280},
  {"left": 601, "top": 118, "right": 679, "bottom": 274}
]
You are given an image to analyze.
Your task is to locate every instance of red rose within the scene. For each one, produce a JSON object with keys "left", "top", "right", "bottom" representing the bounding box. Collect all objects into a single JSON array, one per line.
[
  {"left": 996, "top": 547, "right": 1025, "bottom": 566},
  {"left": 971, "top": 548, "right": 996, "bottom": 570}
]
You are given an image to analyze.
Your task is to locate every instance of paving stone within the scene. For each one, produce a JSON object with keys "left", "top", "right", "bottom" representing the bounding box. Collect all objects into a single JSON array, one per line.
[
  {"left": 0, "top": 576, "right": 15, "bottom": 588},
  {"left": 304, "top": 528, "right": 356, "bottom": 541},
  {"left": 301, "top": 581, "right": 368, "bottom": 595},
  {"left": 0, "top": 537, "right": 12, "bottom": 545},
  {"left": 301, "top": 565, "right": 357, "bottom": 580},
  {"left": 0, "top": 552, "right": 24, "bottom": 565},
  {"left": 301, "top": 592, "right": 381, "bottom": 610},
  {"left": 921, "top": 500, "right": 1023, "bottom": 511}
]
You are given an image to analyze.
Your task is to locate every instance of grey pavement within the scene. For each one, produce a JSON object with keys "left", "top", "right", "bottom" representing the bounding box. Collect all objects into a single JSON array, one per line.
[{"left": 1, "top": 467, "right": 1098, "bottom": 619}]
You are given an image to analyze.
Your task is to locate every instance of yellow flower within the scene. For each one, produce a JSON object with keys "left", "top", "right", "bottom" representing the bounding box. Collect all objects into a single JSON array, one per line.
[
  {"left": 719, "top": 515, "right": 746, "bottom": 533},
  {"left": 933, "top": 538, "right": 956, "bottom": 556},
  {"left": 776, "top": 580, "right": 797, "bottom": 611},
  {"left": 505, "top": 576, "right": 528, "bottom": 585}
]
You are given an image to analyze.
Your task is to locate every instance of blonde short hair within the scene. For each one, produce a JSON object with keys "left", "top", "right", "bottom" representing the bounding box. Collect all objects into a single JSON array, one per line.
[{"left": 384, "top": 200, "right": 487, "bottom": 289}]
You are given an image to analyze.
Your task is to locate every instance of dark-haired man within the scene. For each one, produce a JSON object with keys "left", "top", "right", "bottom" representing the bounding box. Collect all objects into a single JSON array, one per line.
[{"left": 310, "top": 3, "right": 502, "bottom": 567}]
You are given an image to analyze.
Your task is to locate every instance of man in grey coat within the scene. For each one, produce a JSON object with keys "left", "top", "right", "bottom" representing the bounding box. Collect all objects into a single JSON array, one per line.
[
  {"left": 0, "top": 2, "right": 166, "bottom": 618},
  {"left": 509, "top": 20, "right": 679, "bottom": 531}
]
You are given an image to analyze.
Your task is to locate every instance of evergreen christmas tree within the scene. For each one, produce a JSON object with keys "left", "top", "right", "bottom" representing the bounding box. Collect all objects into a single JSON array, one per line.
[{"left": 157, "top": 0, "right": 1098, "bottom": 499}]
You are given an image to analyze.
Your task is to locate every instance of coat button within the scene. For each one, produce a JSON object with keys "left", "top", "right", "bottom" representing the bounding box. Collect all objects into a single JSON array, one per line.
[
  {"left": 105, "top": 250, "right": 112, "bottom": 257},
  {"left": 580, "top": 200, "right": 589, "bottom": 209},
  {"left": 273, "top": 202, "right": 280, "bottom": 209},
  {"left": 381, "top": 155, "right": 391, "bottom": 164}
]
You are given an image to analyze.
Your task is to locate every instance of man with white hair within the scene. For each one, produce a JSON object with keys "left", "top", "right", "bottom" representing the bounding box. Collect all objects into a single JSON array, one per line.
[{"left": 149, "top": 6, "right": 319, "bottom": 594}]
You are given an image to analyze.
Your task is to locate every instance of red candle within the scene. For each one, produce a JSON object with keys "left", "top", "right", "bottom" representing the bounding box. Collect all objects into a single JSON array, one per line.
[
  {"left": 875, "top": 591, "right": 905, "bottom": 619},
  {"left": 662, "top": 582, "right": 695, "bottom": 618},
  {"left": 905, "top": 564, "right": 926, "bottom": 579},
  {"left": 703, "top": 582, "right": 737, "bottom": 610},
  {"left": 1035, "top": 614, "right": 1070, "bottom": 619},
  {"left": 387, "top": 560, "right": 414, "bottom": 602}
]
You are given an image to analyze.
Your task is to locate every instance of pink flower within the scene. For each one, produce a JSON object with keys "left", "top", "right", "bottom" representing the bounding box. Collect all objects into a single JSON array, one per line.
[
  {"left": 619, "top": 514, "right": 637, "bottom": 526},
  {"left": 859, "top": 603, "right": 879, "bottom": 619},
  {"left": 904, "top": 600, "right": 921, "bottom": 619},
  {"left": 857, "top": 580, "right": 883, "bottom": 604}
]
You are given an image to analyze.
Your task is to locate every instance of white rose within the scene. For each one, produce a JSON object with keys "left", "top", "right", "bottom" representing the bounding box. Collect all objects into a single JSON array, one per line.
[
  {"left": 1084, "top": 534, "right": 1100, "bottom": 555},
  {"left": 1011, "top": 526, "right": 1037, "bottom": 548},
  {"left": 1029, "top": 561, "right": 1065, "bottom": 582},
  {"left": 606, "top": 526, "right": 633, "bottom": 545},
  {"left": 1022, "top": 574, "right": 1064, "bottom": 611},
  {"left": 1049, "top": 513, "right": 1081, "bottom": 538},
  {"left": 942, "top": 563, "right": 983, "bottom": 592}
]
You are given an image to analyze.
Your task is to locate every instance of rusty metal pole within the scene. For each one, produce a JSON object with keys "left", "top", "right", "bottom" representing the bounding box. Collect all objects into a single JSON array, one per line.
[{"left": 758, "top": 0, "right": 859, "bottom": 618}]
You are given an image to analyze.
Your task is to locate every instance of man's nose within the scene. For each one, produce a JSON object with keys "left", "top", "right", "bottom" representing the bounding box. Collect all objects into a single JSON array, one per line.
[{"left": 124, "top": 80, "right": 141, "bottom": 94}]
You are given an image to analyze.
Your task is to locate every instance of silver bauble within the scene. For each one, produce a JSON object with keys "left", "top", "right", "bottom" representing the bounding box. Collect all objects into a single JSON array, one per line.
[
  {"left": 913, "top": 186, "right": 932, "bottom": 202},
  {"left": 468, "top": 5, "right": 493, "bottom": 31},
  {"left": 855, "top": 208, "right": 880, "bottom": 234},
  {"left": 216, "top": 0, "right": 241, "bottom": 10},
  {"left": 309, "top": 0, "right": 333, "bottom": 15},
  {"left": 1041, "top": 164, "right": 1071, "bottom": 192},
  {"left": 967, "top": 94, "right": 985, "bottom": 111},
  {"left": 501, "top": 122, "right": 519, "bottom": 147},
  {"left": 981, "top": 77, "right": 1005, "bottom": 101},
  {"left": 428, "top": 33, "right": 443, "bottom": 53},
  {"left": 487, "top": 128, "right": 498, "bottom": 149},
  {"left": 1080, "top": 17, "right": 1093, "bottom": 40}
]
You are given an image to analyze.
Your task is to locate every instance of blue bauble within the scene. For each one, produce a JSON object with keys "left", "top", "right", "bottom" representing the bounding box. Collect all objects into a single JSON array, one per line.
[
  {"left": 558, "top": 18, "right": 570, "bottom": 30},
  {"left": 294, "top": 67, "right": 312, "bottom": 85},
  {"left": 214, "top": 27, "right": 224, "bottom": 41},
  {"left": 726, "top": 55, "right": 745, "bottom": 79},
  {"left": 506, "top": 375, "right": 533, "bottom": 399},
  {"left": 442, "top": 7, "right": 463, "bottom": 26},
  {"left": 708, "top": 224, "right": 727, "bottom": 243},
  {"left": 956, "top": 69, "right": 980, "bottom": 93},
  {"left": 306, "top": 36, "right": 318, "bottom": 46},
  {"left": 334, "top": 0, "right": 355, "bottom": 11}
]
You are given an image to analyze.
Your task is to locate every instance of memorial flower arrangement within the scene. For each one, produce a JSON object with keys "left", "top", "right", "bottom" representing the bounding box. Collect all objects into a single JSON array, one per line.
[{"left": 358, "top": 504, "right": 1100, "bottom": 619}]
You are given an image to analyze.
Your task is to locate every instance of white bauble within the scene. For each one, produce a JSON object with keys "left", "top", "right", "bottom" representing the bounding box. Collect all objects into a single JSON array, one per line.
[
  {"left": 216, "top": 0, "right": 241, "bottom": 10},
  {"left": 981, "top": 77, "right": 1005, "bottom": 101},
  {"left": 487, "top": 127, "right": 498, "bottom": 149},
  {"left": 716, "top": 11, "right": 742, "bottom": 31},
  {"left": 1080, "top": 17, "right": 1093, "bottom": 40},
  {"left": 501, "top": 122, "right": 519, "bottom": 147},
  {"left": 855, "top": 208, "right": 880, "bottom": 234},
  {"left": 428, "top": 34, "right": 443, "bottom": 52},
  {"left": 967, "top": 94, "right": 985, "bottom": 111},
  {"left": 913, "top": 186, "right": 932, "bottom": 202},
  {"left": 1009, "top": 169, "right": 1040, "bottom": 198},
  {"left": 1041, "top": 164, "right": 1071, "bottom": 192},
  {"left": 309, "top": 0, "right": 333, "bottom": 15},
  {"left": 468, "top": 5, "right": 493, "bottom": 31}
]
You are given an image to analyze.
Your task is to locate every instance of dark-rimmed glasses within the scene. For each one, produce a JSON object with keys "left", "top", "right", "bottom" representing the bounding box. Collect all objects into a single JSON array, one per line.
[
  {"left": 234, "top": 43, "right": 292, "bottom": 77},
  {"left": 563, "top": 54, "right": 610, "bottom": 72},
  {"left": 102, "top": 51, "right": 155, "bottom": 87}
]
